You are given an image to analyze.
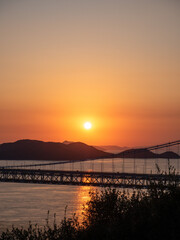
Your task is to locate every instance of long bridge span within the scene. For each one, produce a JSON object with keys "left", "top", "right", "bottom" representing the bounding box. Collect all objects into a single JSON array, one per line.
[
  {"left": 0, "top": 140, "right": 180, "bottom": 188},
  {"left": 1, "top": 168, "right": 180, "bottom": 189}
]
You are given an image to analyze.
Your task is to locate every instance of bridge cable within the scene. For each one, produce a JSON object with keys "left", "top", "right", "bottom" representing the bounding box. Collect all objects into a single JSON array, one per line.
[
  {"left": 101, "top": 158, "right": 104, "bottom": 173},
  {"left": 91, "top": 159, "right": 94, "bottom": 172},
  {"left": 133, "top": 149, "right": 136, "bottom": 174},
  {"left": 112, "top": 157, "right": 115, "bottom": 173},
  {"left": 122, "top": 152, "right": 125, "bottom": 173},
  {"left": 178, "top": 143, "right": 180, "bottom": 174}
]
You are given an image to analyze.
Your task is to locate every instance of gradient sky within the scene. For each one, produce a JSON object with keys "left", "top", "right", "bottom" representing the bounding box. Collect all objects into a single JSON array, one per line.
[{"left": 0, "top": 0, "right": 180, "bottom": 146}]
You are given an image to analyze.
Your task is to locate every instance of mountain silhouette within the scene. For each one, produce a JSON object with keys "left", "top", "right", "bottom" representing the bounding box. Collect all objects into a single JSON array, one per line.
[
  {"left": 0, "top": 139, "right": 112, "bottom": 160},
  {"left": 0, "top": 140, "right": 179, "bottom": 161},
  {"left": 115, "top": 149, "right": 179, "bottom": 159}
]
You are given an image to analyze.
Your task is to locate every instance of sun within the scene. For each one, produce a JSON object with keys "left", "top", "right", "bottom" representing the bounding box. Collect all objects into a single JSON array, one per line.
[{"left": 84, "top": 121, "right": 92, "bottom": 130}]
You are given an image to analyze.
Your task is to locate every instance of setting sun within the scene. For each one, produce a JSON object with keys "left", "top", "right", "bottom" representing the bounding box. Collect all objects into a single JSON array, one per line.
[{"left": 84, "top": 122, "right": 92, "bottom": 130}]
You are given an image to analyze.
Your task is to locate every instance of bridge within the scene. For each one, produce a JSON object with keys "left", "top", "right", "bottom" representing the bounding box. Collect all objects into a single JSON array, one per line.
[
  {"left": 0, "top": 140, "right": 180, "bottom": 188},
  {"left": 1, "top": 168, "right": 180, "bottom": 189}
]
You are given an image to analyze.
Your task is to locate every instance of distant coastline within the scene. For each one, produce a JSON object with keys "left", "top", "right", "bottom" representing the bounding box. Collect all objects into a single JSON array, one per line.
[{"left": 0, "top": 139, "right": 179, "bottom": 161}]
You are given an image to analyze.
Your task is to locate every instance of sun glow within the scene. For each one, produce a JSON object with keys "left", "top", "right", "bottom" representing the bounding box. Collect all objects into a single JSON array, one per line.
[{"left": 84, "top": 121, "right": 92, "bottom": 130}]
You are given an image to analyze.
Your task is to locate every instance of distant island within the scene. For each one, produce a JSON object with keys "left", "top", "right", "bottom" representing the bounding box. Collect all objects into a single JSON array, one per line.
[
  {"left": 116, "top": 148, "right": 180, "bottom": 159},
  {"left": 0, "top": 139, "right": 179, "bottom": 160},
  {"left": 0, "top": 139, "right": 111, "bottom": 160}
]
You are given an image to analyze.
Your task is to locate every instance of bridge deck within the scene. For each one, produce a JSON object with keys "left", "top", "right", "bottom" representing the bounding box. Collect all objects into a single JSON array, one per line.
[{"left": 0, "top": 168, "right": 179, "bottom": 189}]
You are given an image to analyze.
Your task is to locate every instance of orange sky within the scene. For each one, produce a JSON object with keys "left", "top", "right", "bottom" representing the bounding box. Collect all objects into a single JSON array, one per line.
[{"left": 0, "top": 0, "right": 180, "bottom": 146}]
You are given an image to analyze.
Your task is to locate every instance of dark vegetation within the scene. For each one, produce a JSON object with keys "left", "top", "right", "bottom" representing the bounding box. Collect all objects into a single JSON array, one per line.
[{"left": 1, "top": 166, "right": 180, "bottom": 240}]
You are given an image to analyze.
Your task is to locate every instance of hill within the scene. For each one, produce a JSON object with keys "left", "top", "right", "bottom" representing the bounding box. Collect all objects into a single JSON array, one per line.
[
  {"left": 0, "top": 139, "right": 112, "bottom": 161},
  {"left": 115, "top": 148, "right": 180, "bottom": 159}
]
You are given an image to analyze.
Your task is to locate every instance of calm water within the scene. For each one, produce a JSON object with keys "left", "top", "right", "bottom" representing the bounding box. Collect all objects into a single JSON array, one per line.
[
  {"left": 0, "top": 157, "right": 179, "bottom": 231},
  {"left": 0, "top": 183, "right": 95, "bottom": 231}
]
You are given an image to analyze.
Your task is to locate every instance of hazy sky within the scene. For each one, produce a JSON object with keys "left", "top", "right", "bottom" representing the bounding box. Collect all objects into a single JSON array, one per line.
[{"left": 0, "top": 0, "right": 180, "bottom": 146}]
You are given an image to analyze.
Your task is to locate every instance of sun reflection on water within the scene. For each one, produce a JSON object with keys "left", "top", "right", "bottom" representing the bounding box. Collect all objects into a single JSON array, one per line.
[{"left": 75, "top": 185, "right": 95, "bottom": 222}]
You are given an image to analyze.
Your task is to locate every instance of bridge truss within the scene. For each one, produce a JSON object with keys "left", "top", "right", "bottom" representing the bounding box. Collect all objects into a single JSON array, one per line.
[{"left": 0, "top": 168, "right": 180, "bottom": 189}]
